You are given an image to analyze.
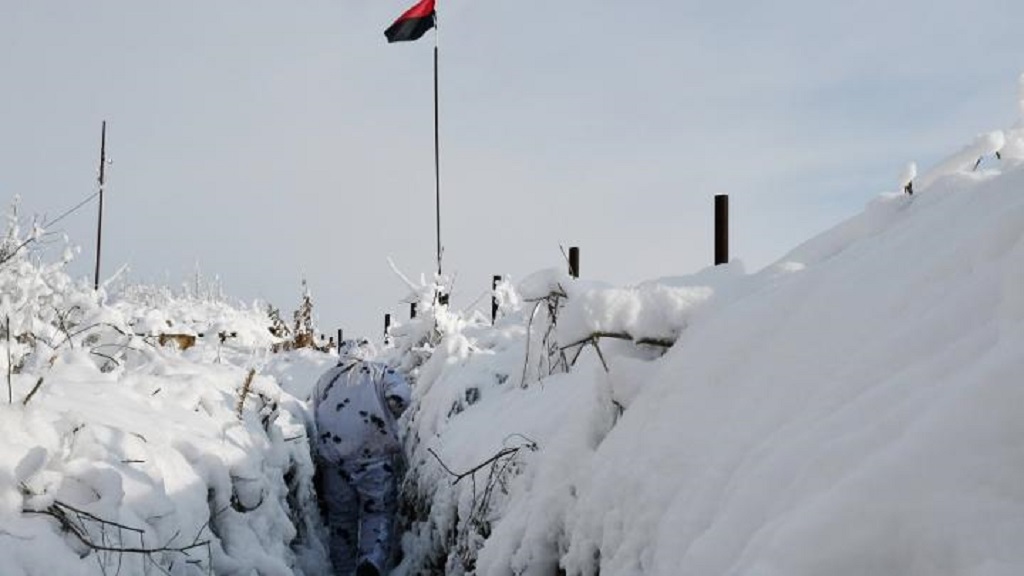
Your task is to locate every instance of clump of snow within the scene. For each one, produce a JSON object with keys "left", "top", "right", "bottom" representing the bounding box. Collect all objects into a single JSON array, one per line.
[{"left": 111, "top": 282, "right": 284, "bottom": 349}]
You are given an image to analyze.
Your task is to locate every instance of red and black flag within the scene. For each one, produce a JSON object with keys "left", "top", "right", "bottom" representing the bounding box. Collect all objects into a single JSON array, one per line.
[{"left": 385, "top": 0, "right": 436, "bottom": 43}]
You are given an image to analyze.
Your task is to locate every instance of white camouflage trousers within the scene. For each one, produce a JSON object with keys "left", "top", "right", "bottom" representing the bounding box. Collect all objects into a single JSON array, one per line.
[{"left": 319, "top": 455, "right": 400, "bottom": 575}]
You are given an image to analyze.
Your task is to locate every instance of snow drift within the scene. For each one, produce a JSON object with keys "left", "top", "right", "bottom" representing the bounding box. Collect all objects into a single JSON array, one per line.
[
  {"left": 0, "top": 219, "right": 336, "bottom": 576},
  {"left": 389, "top": 78, "right": 1024, "bottom": 575}
]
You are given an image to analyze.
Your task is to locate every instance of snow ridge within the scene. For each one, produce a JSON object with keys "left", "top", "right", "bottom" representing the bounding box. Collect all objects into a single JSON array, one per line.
[
  {"left": 388, "top": 83, "right": 1024, "bottom": 576},
  {"left": 0, "top": 226, "right": 335, "bottom": 576}
]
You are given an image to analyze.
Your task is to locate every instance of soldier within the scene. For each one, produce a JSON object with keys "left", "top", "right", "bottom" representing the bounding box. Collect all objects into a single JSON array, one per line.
[{"left": 311, "top": 339, "right": 411, "bottom": 576}]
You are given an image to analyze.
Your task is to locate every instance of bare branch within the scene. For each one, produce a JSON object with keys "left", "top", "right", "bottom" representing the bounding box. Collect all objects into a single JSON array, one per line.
[
  {"left": 24, "top": 501, "right": 210, "bottom": 556},
  {"left": 235, "top": 368, "right": 257, "bottom": 418},
  {"left": 22, "top": 376, "right": 44, "bottom": 406},
  {"left": 592, "top": 339, "right": 610, "bottom": 373},
  {"left": 65, "top": 321, "right": 131, "bottom": 346},
  {"left": 428, "top": 438, "right": 538, "bottom": 486},
  {"left": 5, "top": 316, "right": 11, "bottom": 404},
  {"left": 559, "top": 331, "right": 675, "bottom": 351},
  {"left": 0, "top": 235, "right": 37, "bottom": 267},
  {"left": 89, "top": 350, "right": 120, "bottom": 370}
]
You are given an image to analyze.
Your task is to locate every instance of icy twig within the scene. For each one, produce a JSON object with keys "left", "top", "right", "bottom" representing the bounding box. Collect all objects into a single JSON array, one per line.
[
  {"left": 519, "top": 301, "right": 543, "bottom": 388},
  {"left": 235, "top": 368, "right": 257, "bottom": 418},
  {"left": 22, "top": 376, "right": 44, "bottom": 406},
  {"left": 427, "top": 436, "right": 538, "bottom": 486},
  {"left": 559, "top": 331, "right": 676, "bottom": 352},
  {"left": 24, "top": 500, "right": 211, "bottom": 565}
]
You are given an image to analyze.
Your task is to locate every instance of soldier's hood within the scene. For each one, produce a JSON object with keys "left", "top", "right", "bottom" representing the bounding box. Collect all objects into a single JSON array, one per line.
[{"left": 338, "top": 338, "right": 374, "bottom": 362}]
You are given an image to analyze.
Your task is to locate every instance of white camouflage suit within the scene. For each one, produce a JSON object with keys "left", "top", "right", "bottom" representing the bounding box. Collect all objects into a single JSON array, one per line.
[{"left": 311, "top": 347, "right": 411, "bottom": 576}]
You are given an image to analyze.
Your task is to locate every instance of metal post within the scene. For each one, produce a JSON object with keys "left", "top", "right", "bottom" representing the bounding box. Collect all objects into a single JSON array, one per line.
[
  {"left": 492, "top": 275, "right": 502, "bottom": 324},
  {"left": 410, "top": 302, "right": 417, "bottom": 319},
  {"left": 715, "top": 194, "right": 729, "bottom": 265},
  {"left": 568, "top": 246, "right": 580, "bottom": 278},
  {"left": 94, "top": 121, "right": 107, "bottom": 290},
  {"left": 434, "top": 40, "right": 442, "bottom": 277}
]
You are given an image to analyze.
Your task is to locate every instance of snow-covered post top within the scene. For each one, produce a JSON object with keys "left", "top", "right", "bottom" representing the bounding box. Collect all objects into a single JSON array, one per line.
[{"left": 517, "top": 267, "right": 576, "bottom": 302}]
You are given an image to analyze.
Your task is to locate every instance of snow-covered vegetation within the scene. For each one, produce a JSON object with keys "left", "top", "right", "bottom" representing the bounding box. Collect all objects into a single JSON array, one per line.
[
  {"left": 0, "top": 212, "right": 336, "bottom": 575},
  {"left": 3, "top": 78, "right": 1024, "bottom": 575}
]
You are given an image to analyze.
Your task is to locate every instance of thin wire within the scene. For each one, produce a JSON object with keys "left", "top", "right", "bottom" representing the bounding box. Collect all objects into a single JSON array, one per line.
[{"left": 43, "top": 190, "right": 100, "bottom": 228}]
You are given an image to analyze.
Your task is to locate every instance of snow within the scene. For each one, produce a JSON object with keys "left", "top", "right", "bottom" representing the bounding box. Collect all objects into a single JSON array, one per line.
[
  {"left": 385, "top": 86, "right": 1024, "bottom": 575},
  {"left": 0, "top": 230, "right": 334, "bottom": 575},
  {"left": 917, "top": 130, "right": 1005, "bottom": 190},
  {"left": 3, "top": 78, "right": 1024, "bottom": 576}
]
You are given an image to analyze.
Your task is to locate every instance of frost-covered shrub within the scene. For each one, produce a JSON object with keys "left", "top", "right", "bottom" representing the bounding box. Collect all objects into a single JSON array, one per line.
[
  {"left": 0, "top": 199, "right": 335, "bottom": 575},
  {"left": 386, "top": 264, "right": 725, "bottom": 575}
]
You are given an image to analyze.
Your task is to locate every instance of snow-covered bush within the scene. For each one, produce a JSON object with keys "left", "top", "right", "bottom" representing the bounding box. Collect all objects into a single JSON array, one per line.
[
  {"left": 0, "top": 203, "right": 336, "bottom": 575},
  {"left": 385, "top": 262, "right": 734, "bottom": 575}
]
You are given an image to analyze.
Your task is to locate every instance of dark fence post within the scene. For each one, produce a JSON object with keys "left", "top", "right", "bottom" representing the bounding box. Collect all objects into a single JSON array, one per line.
[
  {"left": 336, "top": 328, "right": 343, "bottom": 352},
  {"left": 492, "top": 275, "right": 502, "bottom": 324},
  {"left": 715, "top": 194, "right": 729, "bottom": 265},
  {"left": 384, "top": 313, "right": 392, "bottom": 343},
  {"left": 410, "top": 302, "right": 417, "bottom": 319},
  {"left": 568, "top": 246, "right": 580, "bottom": 278}
]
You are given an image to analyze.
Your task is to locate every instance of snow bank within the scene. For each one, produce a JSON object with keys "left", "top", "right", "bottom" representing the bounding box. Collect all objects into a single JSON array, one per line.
[
  {"left": 916, "top": 130, "right": 1005, "bottom": 190},
  {"left": 561, "top": 165, "right": 1024, "bottom": 575},
  {"left": 0, "top": 219, "right": 333, "bottom": 575},
  {"left": 390, "top": 89, "right": 1024, "bottom": 575}
]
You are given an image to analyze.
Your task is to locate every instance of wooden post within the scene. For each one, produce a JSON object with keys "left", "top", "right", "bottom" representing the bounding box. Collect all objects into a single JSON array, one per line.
[
  {"left": 410, "top": 302, "right": 417, "bottom": 319},
  {"left": 337, "top": 328, "right": 343, "bottom": 352},
  {"left": 568, "top": 246, "right": 580, "bottom": 278},
  {"left": 94, "top": 121, "right": 107, "bottom": 290},
  {"left": 715, "top": 194, "right": 729, "bottom": 265},
  {"left": 492, "top": 275, "right": 502, "bottom": 324},
  {"left": 384, "top": 313, "right": 392, "bottom": 343}
]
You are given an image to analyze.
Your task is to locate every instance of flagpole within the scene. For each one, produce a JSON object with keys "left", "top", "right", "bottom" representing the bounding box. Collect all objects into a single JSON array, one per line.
[
  {"left": 433, "top": 13, "right": 442, "bottom": 278},
  {"left": 94, "top": 120, "right": 107, "bottom": 291},
  {"left": 385, "top": 0, "right": 442, "bottom": 278}
]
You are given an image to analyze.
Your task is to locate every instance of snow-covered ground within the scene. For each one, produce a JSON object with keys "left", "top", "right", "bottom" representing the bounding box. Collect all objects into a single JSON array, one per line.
[
  {"left": 0, "top": 221, "right": 337, "bottom": 575},
  {"left": 3, "top": 79, "right": 1024, "bottom": 575},
  {"left": 386, "top": 82, "right": 1024, "bottom": 575}
]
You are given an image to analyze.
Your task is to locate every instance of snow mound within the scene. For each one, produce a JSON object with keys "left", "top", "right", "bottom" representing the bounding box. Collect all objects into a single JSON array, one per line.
[
  {"left": 390, "top": 87, "right": 1024, "bottom": 575},
  {"left": 0, "top": 219, "right": 335, "bottom": 575}
]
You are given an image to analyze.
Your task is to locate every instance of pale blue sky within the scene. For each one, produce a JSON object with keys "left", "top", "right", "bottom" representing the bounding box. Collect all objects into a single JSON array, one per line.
[{"left": 3, "top": 0, "right": 1022, "bottom": 337}]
